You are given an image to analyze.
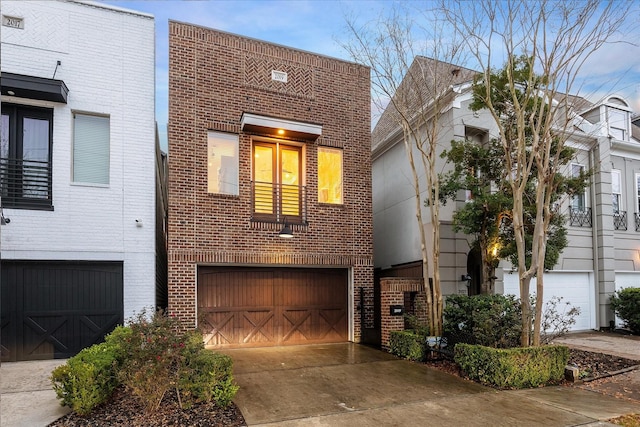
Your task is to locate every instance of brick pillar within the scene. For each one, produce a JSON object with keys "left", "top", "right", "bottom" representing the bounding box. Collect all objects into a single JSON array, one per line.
[{"left": 380, "top": 277, "right": 425, "bottom": 350}]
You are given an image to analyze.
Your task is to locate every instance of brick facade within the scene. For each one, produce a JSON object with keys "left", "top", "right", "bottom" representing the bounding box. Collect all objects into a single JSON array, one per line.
[
  {"left": 167, "top": 22, "right": 373, "bottom": 342},
  {"left": 380, "top": 278, "right": 427, "bottom": 349}
]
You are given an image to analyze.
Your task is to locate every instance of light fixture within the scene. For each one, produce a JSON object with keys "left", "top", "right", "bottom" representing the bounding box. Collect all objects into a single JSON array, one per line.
[
  {"left": 277, "top": 129, "right": 285, "bottom": 135},
  {"left": 278, "top": 217, "right": 293, "bottom": 238},
  {"left": 7, "top": 91, "right": 15, "bottom": 96}
]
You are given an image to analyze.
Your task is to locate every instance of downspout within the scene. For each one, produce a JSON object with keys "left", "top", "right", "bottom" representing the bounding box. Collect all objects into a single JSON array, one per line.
[{"left": 589, "top": 141, "right": 600, "bottom": 330}]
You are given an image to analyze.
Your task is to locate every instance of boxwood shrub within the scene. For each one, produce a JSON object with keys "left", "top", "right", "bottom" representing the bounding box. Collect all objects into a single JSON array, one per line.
[
  {"left": 454, "top": 343, "right": 569, "bottom": 388},
  {"left": 389, "top": 330, "right": 426, "bottom": 361}
]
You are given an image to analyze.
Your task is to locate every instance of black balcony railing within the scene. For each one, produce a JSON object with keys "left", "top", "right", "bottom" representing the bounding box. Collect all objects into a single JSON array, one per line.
[
  {"left": 635, "top": 213, "right": 640, "bottom": 232},
  {"left": 569, "top": 207, "right": 592, "bottom": 227},
  {"left": 0, "top": 158, "right": 52, "bottom": 209},
  {"left": 251, "top": 181, "right": 307, "bottom": 224},
  {"left": 613, "top": 211, "right": 627, "bottom": 231}
]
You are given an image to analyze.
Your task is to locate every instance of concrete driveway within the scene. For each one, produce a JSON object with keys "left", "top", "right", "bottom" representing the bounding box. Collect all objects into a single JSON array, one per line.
[{"left": 222, "top": 343, "right": 639, "bottom": 426}]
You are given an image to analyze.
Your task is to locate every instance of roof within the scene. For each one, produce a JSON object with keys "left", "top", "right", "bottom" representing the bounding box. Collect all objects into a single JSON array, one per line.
[{"left": 372, "top": 56, "right": 477, "bottom": 152}]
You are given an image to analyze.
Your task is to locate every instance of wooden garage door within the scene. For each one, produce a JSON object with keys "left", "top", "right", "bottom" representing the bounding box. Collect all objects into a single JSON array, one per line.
[
  {"left": 198, "top": 267, "right": 348, "bottom": 348},
  {"left": 1, "top": 261, "right": 123, "bottom": 362}
]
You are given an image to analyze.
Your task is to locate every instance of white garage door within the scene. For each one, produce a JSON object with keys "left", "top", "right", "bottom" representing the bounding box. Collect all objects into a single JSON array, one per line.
[
  {"left": 503, "top": 271, "right": 595, "bottom": 331},
  {"left": 614, "top": 273, "right": 640, "bottom": 328}
]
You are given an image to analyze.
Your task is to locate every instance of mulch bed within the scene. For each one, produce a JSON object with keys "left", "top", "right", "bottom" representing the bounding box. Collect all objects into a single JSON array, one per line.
[
  {"left": 48, "top": 387, "right": 247, "bottom": 427},
  {"left": 48, "top": 348, "right": 638, "bottom": 426}
]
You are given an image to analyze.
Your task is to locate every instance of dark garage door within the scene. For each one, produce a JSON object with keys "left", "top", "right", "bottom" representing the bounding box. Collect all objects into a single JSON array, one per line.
[
  {"left": 198, "top": 267, "right": 348, "bottom": 348},
  {"left": 1, "top": 261, "right": 123, "bottom": 362}
]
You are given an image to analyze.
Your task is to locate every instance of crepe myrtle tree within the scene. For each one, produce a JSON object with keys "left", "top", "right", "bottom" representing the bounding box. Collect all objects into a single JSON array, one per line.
[
  {"left": 441, "top": 0, "right": 628, "bottom": 345},
  {"left": 341, "top": 4, "right": 470, "bottom": 336}
]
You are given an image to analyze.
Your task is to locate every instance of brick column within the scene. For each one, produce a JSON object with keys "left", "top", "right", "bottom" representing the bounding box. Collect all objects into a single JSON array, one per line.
[{"left": 380, "top": 277, "right": 425, "bottom": 350}]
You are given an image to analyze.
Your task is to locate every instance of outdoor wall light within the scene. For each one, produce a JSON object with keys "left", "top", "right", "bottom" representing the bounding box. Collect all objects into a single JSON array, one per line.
[{"left": 278, "top": 218, "right": 293, "bottom": 238}]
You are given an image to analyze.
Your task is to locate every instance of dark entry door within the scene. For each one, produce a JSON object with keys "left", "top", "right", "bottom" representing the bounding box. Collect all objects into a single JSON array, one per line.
[
  {"left": 1, "top": 261, "right": 123, "bottom": 361},
  {"left": 198, "top": 267, "right": 348, "bottom": 348}
]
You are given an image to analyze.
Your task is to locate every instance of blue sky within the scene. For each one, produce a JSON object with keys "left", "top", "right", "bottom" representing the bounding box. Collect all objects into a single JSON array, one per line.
[{"left": 99, "top": 1, "right": 640, "bottom": 152}]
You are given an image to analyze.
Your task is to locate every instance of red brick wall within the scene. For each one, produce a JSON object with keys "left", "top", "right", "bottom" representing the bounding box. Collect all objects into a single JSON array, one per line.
[
  {"left": 380, "top": 278, "right": 426, "bottom": 349},
  {"left": 167, "top": 22, "right": 373, "bottom": 340}
]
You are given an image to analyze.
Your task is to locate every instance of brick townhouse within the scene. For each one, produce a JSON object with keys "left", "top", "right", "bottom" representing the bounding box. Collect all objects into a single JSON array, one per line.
[{"left": 167, "top": 21, "right": 373, "bottom": 348}]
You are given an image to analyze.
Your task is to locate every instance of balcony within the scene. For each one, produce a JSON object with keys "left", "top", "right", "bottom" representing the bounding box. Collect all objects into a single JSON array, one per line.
[
  {"left": 613, "top": 211, "right": 627, "bottom": 231},
  {"left": 569, "top": 207, "right": 592, "bottom": 227},
  {"left": 636, "top": 213, "right": 640, "bottom": 232},
  {"left": 0, "top": 158, "right": 52, "bottom": 209},
  {"left": 251, "top": 181, "right": 307, "bottom": 224}
]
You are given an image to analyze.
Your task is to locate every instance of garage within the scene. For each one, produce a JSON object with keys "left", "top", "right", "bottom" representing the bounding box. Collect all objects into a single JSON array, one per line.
[
  {"left": 1, "top": 261, "right": 123, "bottom": 362},
  {"left": 502, "top": 271, "right": 595, "bottom": 331},
  {"left": 198, "top": 267, "right": 348, "bottom": 348},
  {"left": 614, "top": 272, "right": 640, "bottom": 328}
]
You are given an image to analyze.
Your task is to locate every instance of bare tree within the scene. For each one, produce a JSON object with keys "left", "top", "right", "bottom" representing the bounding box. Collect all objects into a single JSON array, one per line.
[
  {"left": 341, "top": 5, "right": 471, "bottom": 336},
  {"left": 441, "top": 0, "right": 628, "bottom": 346}
]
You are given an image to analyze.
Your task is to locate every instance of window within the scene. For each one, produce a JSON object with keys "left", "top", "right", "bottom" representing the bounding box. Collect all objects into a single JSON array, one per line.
[
  {"left": 318, "top": 147, "right": 342, "bottom": 204},
  {"left": 207, "top": 132, "right": 238, "bottom": 195},
  {"left": 0, "top": 104, "right": 53, "bottom": 209},
  {"left": 73, "top": 113, "right": 110, "bottom": 184},
  {"left": 571, "top": 164, "right": 586, "bottom": 211},
  {"left": 252, "top": 140, "right": 304, "bottom": 222},
  {"left": 612, "top": 169, "right": 622, "bottom": 212},
  {"left": 608, "top": 107, "right": 629, "bottom": 141}
]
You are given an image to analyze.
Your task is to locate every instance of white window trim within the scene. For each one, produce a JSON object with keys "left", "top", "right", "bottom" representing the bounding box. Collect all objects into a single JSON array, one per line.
[
  {"left": 571, "top": 163, "right": 588, "bottom": 210},
  {"left": 611, "top": 169, "right": 622, "bottom": 212}
]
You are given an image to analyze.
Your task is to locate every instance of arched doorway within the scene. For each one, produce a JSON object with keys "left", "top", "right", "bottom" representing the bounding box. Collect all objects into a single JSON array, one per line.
[{"left": 466, "top": 247, "right": 483, "bottom": 296}]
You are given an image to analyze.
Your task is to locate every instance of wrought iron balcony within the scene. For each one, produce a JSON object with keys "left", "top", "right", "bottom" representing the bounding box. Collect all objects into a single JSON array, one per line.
[
  {"left": 251, "top": 181, "right": 307, "bottom": 224},
  {"left": 635, "top": 213, "right": 640, "bottom": 232},
  {"left": 0, "top": 158, "right": 52, "bottom": 209},
  {"left": 613, "top": 211, "right": 627, "bottom": 231},
  {"left": 569, "top": 207, "right": 592, "bottom": 227}
]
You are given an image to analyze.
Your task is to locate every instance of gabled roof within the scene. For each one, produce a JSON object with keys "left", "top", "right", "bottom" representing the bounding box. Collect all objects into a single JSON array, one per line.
[{"left": 372, "top": 57, "right": 477, "bottom": 153}]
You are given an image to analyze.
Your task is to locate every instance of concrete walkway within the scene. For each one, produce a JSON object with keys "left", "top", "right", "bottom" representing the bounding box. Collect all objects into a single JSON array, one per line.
[
  {"left": 0, "top": 359, "right": 70, "bottom": 427},
  {"left": 223, "top": 343, "right": 638, "bottom": 426}
]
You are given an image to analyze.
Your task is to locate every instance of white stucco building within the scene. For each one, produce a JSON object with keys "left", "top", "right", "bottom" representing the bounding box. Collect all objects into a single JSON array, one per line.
[{"left": 372, "top": 56, "right": 640, "bottom": 333}]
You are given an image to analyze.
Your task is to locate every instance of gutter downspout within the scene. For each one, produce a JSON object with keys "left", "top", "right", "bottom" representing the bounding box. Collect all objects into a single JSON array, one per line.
[{"left": 589, "top": 141, "right": 600, "bottom": 330}]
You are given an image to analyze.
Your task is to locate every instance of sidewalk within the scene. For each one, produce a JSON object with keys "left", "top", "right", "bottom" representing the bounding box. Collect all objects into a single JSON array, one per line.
[{"left": 0, "top": 359, "right": 70, "bottom": 427}]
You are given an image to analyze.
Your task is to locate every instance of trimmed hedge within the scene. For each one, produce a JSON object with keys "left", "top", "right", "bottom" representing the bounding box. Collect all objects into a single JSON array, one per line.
[
  {"left": 389, "top": 330, "right": 426, "bottom": 361},
  {"left": 454, "top": 343, "right": 569, "bottom": 388}
]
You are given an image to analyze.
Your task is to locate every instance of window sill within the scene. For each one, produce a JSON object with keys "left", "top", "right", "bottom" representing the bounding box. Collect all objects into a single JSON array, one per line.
[
  {"left": 70, "top": 182, "right": 110, "bottom": 188},
  {"left": 207, "top": 192, "right": 240, "bottom": 199}
]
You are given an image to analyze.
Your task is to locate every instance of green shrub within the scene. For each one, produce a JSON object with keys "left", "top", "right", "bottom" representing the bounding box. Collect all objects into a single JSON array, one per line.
[
  {"left": 454, "top": 343, "right": 569, "bottom": 388},
  {"left": 179, "top": 350, "right": 239, "bottom": 408},
  {"left": 116, "top": 310, "right": 238, "bottom": 412},
  {"left": 389, "top": 330, "right": 426, "bottom": 361},
  {"left": 610, "top": 287, "right": 640, "bottom": 334},
  {"left": 50, "top": 340, "right": 122, "bottom": 415},
  {"left": 444, "top": 294, "right": 522, "bottom": 348}
]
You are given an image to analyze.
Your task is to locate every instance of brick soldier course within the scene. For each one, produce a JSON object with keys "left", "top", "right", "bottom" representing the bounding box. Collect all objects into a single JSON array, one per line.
[{"left": 167, "top": 21, "right": 373, "bottom": 344}]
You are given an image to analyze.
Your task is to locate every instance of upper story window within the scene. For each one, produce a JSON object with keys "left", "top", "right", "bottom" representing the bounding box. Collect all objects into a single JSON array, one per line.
[
  {"left": 612, "top": 169, "right": 622, "bottom": 213},
  {"left": 0, "top": 104, "right": 53, "bottom": 209},
  {"left": 608, "top": 107, "right": 630, "bottom": 141},
  {"left": 612, "top": 169, "right": 627, "bottom": 230},
  {"left": 252, "top": 139, "right": 305, "bottom": 223},
  {"left": 569, "top": 163, "right": 591, "bottom": 227},
  {"left": 73, "top": 113, "right": 110, "bottom": 185},
  {"left": 318, "top": 147, "right": 342, "bottom": 204},
  {"left": 207, "top": 131, "right": 239, "bottom": 195}
]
